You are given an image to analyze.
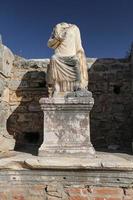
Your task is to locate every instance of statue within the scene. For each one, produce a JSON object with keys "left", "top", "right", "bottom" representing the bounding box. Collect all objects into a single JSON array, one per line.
[
  {"left": 39, "top": 23, "right": 95, "bottom": 156},
  {"left": 47, "top": 22, "right": 88, "bottom": 97}
]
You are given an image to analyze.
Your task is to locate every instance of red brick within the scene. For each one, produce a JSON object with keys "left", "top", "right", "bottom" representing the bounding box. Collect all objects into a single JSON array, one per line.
[
  {"left": 69, "top": 196, "right": 88, "bottom": 200},
  {"left": 13, "top": 195, "right": 25, "bottom": 200},
  {"left": 93, "top": 187, "right": 123, "bottom": 196},
  {"left": 106, "top": 198, "right": 122, "bottom": 200},
  {"left": 47, "top": 197, "right": 61, "bottom": 200},
  {"left": 94, "top": 198, "right": 122, "bottom": 200},
  {"left": 67, "top": 188, "right": 81, "bottom": 194}
]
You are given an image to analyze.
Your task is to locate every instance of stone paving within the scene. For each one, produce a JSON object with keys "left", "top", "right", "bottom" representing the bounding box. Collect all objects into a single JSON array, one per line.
[{"left": 0, "top": 151, "right": 132, "bottom": 170}]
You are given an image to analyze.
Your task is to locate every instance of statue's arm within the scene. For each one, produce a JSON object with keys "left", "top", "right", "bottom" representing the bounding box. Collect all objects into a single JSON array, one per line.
[{"left": 47, "top": 29, "right": 63, "bottom": 49}]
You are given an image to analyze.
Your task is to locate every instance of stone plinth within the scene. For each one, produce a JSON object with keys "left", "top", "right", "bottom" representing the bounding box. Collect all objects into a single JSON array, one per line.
[{"left": 39, "top": 91, "right": 95, "bottom": 157}]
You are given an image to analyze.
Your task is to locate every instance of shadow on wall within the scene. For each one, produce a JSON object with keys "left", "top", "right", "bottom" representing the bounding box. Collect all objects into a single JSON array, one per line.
[
  {"left": 89, "top": 58, "right": 133, "bottom": 154},
  {"left": 6, "top": 71, "right": 48, "bottom": 155},
  {"left": 5, "top": 59, "right": 133, "bottom": 155}
]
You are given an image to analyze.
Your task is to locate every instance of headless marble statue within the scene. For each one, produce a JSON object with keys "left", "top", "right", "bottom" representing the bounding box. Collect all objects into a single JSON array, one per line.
[
  {"left": 38, "top": 23, "right": 95, "bottom": 156},
  {"left": 47, "top": 22, "right": 88, "bottom": 97}
]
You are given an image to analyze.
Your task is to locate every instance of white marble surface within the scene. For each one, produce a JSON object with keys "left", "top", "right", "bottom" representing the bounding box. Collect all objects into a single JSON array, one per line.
[{"left": 0, "top": 151, "right": 132, "bottom": 170}]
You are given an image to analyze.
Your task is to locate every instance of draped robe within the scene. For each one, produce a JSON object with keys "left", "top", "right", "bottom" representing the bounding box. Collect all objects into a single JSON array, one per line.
[{"left": 47, "top": 23, "right": 88, "bottom": 93}]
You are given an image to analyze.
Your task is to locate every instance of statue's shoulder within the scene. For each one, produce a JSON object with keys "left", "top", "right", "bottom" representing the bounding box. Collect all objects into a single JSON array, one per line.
[
  {"left": 71, "top": 24, "right": 80, "bottom": 32},
  {"left": 71, "top": 24, "right": 78, "bottom": 28}
]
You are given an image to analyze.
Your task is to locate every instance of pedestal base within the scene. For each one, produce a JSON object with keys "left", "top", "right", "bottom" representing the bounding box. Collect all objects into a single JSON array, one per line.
[
  {"left": 39, "top": 147, "right": 95, "bottom": 157},
  {"left": 39, "top": 92, "right": 95, "bottom": 157}
]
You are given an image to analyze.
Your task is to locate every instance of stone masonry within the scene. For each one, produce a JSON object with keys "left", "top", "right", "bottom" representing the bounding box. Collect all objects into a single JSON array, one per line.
[
  {"left": 0, "top": 168, "right": 132, "bottom": 200},
  {"left": 0, "top": 42, "right": 133, "bottom": 200},
  {"left": 0, "top": 41, "right": 15, "bottom": 151},
  {"left": 89, "top": 58, "right": 133, "bottom": 152},
  {"left": 0, "top": 183, "right": 133, "bottom": 200},
  {"left": 0, "top": 42, "right": 133, "bottom": 153}
]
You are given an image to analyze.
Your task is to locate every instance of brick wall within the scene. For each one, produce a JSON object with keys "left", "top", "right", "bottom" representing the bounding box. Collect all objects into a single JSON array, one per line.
[
  {"left": 0, "top": 169, "right": 132, "bottom": 200},
  {"left": 0, "top": 184, "right": 133, "bottom": 200}
]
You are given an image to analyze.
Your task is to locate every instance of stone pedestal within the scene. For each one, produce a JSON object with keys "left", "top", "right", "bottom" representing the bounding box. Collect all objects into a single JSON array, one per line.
[{"left": 39, "top": 91, "right": 95, "bottom": 157}]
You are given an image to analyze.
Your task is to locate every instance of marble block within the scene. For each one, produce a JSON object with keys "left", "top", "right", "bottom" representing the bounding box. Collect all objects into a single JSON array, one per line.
[{"left": 39, "top": 91, "right": 95, "bottom": 157}]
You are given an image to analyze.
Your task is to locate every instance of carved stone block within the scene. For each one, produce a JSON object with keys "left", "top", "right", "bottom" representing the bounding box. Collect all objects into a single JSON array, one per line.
[{"left": 39, "top": 92, "right": 95, "bottom": 157}]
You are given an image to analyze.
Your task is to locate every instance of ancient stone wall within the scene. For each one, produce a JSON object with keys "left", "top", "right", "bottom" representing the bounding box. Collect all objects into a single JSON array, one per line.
[
  {"left": 1, "top": 184, "right": 133, "bottom": 200},
  {"left": 0, "top": 44, "right": 133, "bottom": 200},
  {"left": 0, "top": 43, "right": 15, "bottom": 151},
  {"left": 0, "top": 170, "right": 133, "bottom": 200},
  {"left": 7, "top": 57, "right": 49, "bottom": 154},
  {"left": 89, "top": 58, "right": 132, "bottom": 152},
  {"left": 0, "top": 44, "right": 132, "bottom": 153}
]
